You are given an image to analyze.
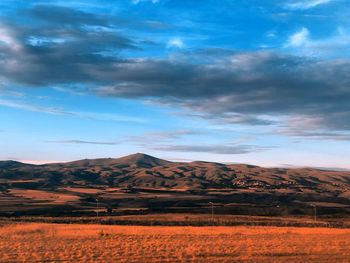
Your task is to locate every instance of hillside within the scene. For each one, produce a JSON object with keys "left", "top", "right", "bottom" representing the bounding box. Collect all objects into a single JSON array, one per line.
[{"left": 0, "top": 153, "right": 350, "bottom": 216}]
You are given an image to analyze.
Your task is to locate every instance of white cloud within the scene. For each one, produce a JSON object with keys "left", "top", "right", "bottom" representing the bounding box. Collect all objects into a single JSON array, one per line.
[
  {"left": 285, "top": 27, "right": 350, "bottom": 57},
  {"left": 47, "top": 140, "right": 120, "bottom": 145},
  {"left": 12, "top": 159, "right": 62, "bottom": 165},
  {"left": 285, "top": 0, "right": 334, "bottom": 10},
  {"left": 0, "top": 25, "right": 21, "bottom": 51},
  {"left": 132, "top": 0, "right": 159, "bottom": 4},
  {"left": 266, "top": 30, "right": 277, "bottom": 38},
  {"left": 287, "top": 27, "right": 310, "bottom": 47},
  {"left": 167, "top": 37, "right": 184, "bottom": 48},
  {"left": 0, "top": 98, "right": 147, "bottom": 123}
]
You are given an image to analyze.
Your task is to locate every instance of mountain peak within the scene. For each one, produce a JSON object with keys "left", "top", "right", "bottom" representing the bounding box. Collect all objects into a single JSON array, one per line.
[
  {"left": 115, "top": 153, "right": 171, "bottom": 168},
  {"left": 127, "top": 152, "right": 154, "bottom": 159}
]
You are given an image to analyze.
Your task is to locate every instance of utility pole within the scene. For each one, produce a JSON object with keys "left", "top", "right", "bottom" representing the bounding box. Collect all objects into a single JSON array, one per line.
[
  {"left": 311, "top": 204, "right": 317, "bottom": 222},
  {"left": 96, "top": 198, "right": 99, "bottom": 218},
  {"left": 209, "top": 202, "right": 214, "bottom": 221}
]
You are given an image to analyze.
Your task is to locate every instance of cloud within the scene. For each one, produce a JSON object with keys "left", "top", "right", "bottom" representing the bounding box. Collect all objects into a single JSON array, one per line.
[
  {"left": 182, "top": 112, "right": 276, "bottom": 126},
  {"left": 132, "top": 0, "right": 160, "bottom": 4},
  {"left": 152, "top": 144, "right": 274, "bottom": 154},
  {"left": 26, "top": 5, "right": 109, "bottom": 26},
  {"left": 280, "top": 130, "right": 350, "bottom": 141},
  {"left": 46, "top": 140, "right": 119, "bottom": 145},
  {"left": 285, "top": 27, "right": 350, "bottom": 57},
  {"left": 126, "top": 129, "right": 270, "bottom": 154},
  {"left": 128, "top": 129, "right": 199, "bottom": 143},
  {"left": 167, "top": 37, "right": 184, "bottom": 48},
  {"left": 2, "top": 158, "right": 61, "bottom": 165},
  {"left": 287, "top": 27, "right": 310, "bottom": 47},
  {"left": 0, "top": 98, "right": 147, "bottom": 123},
  {"left": 96, "top": 51, "right": 350, "bottom": 134},
  {"left": 1, "top": 5, "right": 350, "bottom": 139},
  {"left": 278, "top": 115, "right": 350, "bottom": 140},
  {"left": 285, "top": 0, "right": 334, "bottom": 10},
  {"left": 0, "top": 6, "right": 136, "bottom": 87},
  {"left": 0, "top": 26, "right": 21, "bottom": 51}
]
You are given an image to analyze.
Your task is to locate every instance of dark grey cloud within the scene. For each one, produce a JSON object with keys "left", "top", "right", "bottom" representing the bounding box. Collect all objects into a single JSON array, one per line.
[
  {"left": 1, "top": 5, "right": 350, "bottom": 138},
  {"left": 277, "top": 113, "right": 350, "bottom": 140},
  {"left": 96, "top": 53, "right": 350, "bottom": 135},
  {"left": 152, "top": 144, "right": 274, "bottom": 154},
  {"left": 278, "top": 128, "right": 350, "bottom": 141},
  {"left": 0, "top": 5, "right": 136, "bottom": 87},
  {"left": 47, "top": 140, "right": 119, "bottom": 145},
  {"left": 179, "top": 112, "right": 276, "bottom": 126}
]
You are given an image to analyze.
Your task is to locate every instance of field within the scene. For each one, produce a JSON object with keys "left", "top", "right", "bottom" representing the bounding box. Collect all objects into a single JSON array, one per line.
[
  {"left": 1, "top": 223, "right": 350, "bottom": 262},
  {"left": 5, "top": 213, "right": 350, "bottom": 228}
]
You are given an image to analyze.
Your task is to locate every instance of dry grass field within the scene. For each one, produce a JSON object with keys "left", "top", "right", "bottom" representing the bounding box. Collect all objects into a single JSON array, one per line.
[{"left": 1, "top": 223, "right": 350, "bottom": 262}]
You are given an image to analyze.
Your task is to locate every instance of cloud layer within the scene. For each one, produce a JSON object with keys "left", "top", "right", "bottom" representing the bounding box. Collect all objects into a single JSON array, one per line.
[
  {"left": 152, "top": 144, "right": 274, "bottom": 155},
  {"left": 285, "top": 0, "right": 334, "bottom": 10},
  {"left": 1, "top": 4, "right": 350, "bottom": 141},
  {"left": 47, "top": 140, "right": 119, "bottom": 145}
]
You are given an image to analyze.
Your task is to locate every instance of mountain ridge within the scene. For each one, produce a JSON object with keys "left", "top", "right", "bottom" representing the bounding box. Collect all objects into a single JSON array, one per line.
[
  {"left": 1, "top": 153, "right": 349, "bottom": 190},
  {"left": 2, "top": 153, "right": 348, "bottom": 172},
  {"left": 1, "top": 153, "right": 350, "bottom": 216}
]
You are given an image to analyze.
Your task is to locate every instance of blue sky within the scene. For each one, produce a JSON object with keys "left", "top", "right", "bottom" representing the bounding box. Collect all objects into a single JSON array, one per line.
[{"left": 1, "top": 0, "right": 350, "bottom": 169}]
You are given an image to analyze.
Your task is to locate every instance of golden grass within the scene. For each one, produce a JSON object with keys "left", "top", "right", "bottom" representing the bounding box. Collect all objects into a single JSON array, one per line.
[{"left": 1, "top": 223, "right": 350, "bottom": 262}]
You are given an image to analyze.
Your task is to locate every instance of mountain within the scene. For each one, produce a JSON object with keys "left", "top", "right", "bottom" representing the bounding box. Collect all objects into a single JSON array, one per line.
[
  {"left": 1, "top": 153, "right": 350, "bottom": 216},
  {"left": 114, "top": 153, "right": 172, "bottom": 168},
  {"left": 0, "top": 160, "right": 31, "bottom": 169},
  {"left": 55, "top": 153, "right": 172, "bottom": 169}
]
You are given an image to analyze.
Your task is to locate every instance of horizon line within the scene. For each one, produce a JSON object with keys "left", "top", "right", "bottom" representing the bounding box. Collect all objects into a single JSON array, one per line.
[{"left": 2, "top": 153, "right": 350, "bottom": 172}]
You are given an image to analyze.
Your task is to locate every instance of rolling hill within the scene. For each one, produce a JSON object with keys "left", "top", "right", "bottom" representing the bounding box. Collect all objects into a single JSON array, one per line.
[{"left": 0, "top": 153, "right": 350, "bottom": 216}]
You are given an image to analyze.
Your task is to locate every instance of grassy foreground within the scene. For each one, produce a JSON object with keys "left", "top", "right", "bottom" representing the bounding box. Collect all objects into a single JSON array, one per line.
[{"left": 1, "top": 223, "right": 350, "bottom": 262}]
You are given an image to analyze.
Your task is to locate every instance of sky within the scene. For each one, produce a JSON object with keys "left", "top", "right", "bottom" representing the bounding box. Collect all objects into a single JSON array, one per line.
[{"left": 1, "top": 0, "right": 350, "bottom": 169}]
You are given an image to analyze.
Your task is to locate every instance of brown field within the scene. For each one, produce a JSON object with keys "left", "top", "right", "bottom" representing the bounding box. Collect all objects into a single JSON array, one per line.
[
  {"left": 9, "top": 189, "right": 80, "bottom": 204},
  {"left": 1, "top": 223, "right": 350, "bottom": 262}
]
